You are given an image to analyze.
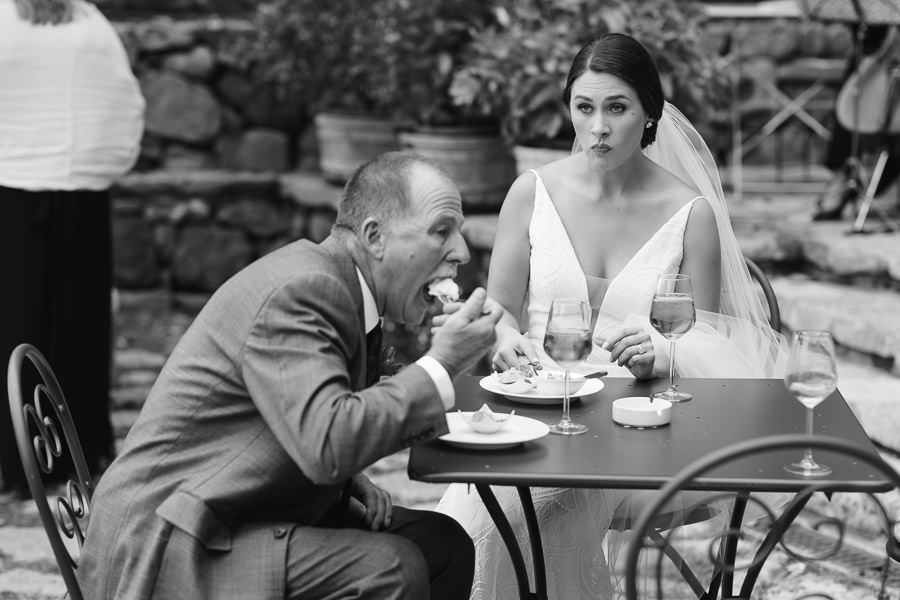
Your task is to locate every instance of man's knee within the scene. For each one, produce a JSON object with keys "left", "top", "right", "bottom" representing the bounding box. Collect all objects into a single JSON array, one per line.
[
  {"left": 416, "top": 510, "right": 475, "bottom": 594},
  {"left": 430, "top": 511, "right": 475, "bottom": 569}
]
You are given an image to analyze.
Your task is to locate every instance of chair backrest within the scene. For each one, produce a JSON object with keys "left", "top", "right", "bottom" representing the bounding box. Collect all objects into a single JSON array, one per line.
[
  {"left": 623, "top": 433, "right": 900, "bottom": 600},
  {"left": 744, "top": 256, "right": 782, "bottom": 331},
  {"left": 7, "top": 343, "right": 93, "bottom": 600}
]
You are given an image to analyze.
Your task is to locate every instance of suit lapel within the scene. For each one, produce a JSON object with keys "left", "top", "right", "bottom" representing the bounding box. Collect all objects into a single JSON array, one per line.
[{"left": 320, "top": 236, "right": 368, "bottom": 390}]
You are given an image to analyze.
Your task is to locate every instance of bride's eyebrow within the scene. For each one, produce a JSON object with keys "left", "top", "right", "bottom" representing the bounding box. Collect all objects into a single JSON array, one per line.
[{"left": 572, "top": 93, "right": 630, "bottom": 103}]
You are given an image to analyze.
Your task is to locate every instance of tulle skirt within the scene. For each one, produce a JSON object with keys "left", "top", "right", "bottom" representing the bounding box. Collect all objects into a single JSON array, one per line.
[{"left": 437, "top": 483, "right": 633, "bottom": 600}]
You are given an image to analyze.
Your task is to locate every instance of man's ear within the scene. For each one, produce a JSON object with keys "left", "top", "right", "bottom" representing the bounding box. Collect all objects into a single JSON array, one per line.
[{"left": 359, "top": 217, "right": 385, "bottom": 260}]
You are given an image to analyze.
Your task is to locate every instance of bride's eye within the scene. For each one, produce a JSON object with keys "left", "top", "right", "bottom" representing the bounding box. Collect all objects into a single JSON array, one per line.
[
  {"left": 608, "top": 103, "right": 626, "bottom": 114},
  {"left": 576, "top": 103, "right": 593, "bottom": 114}
]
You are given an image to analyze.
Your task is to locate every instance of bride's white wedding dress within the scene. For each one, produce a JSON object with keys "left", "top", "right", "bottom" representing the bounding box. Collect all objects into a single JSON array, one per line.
[
  {"left": 438, "top": 104, "right": 786, "bottom": 600},
  {"left": 437, "top": 172, "right": 706, "bottom": 600}
]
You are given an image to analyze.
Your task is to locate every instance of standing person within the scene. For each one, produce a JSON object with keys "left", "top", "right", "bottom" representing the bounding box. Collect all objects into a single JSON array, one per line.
[
  {"left": 437, "top": 33, "right": 785, "bottom": 599},
  {"left": 0, "top": 0, "right": 145, "bottom": 492},
  {"left": 78, "top": 151, "right": 501, "bottom": 600}
]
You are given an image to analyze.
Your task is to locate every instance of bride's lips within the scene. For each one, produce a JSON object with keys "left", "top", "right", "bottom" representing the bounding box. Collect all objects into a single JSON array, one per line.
[{"left": 590, "top": 144, "right": 611, "bottom": 154}]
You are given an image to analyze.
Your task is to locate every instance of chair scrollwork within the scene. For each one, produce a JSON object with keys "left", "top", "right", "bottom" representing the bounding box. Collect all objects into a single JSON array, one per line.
[
  {"left": 623, "top": 434, "right": 900, "bottom": 600},
  {"left": 7, "top": 343, "right": 94, "bottom": 600}
]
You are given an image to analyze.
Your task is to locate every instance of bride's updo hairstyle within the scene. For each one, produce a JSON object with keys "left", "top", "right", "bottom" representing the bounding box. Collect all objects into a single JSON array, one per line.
[{"left": 563, "top": 32, "right": 664, "bottom": 148}]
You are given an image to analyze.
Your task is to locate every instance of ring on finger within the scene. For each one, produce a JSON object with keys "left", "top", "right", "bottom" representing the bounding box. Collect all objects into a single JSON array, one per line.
[{"left": 636, "top": 344, "right": 647, "bottom": 354}]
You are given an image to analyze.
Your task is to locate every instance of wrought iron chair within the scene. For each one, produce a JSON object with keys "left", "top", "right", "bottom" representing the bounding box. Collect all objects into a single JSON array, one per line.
[
  {"left": 744, "top": 256, "right": 781, "bottom": 332},
  {"left": 7, "top": 343, "right": 93, "bottom": 600},
  {"left": 623, "top": 433, "right": 900, "bottom": 600}
]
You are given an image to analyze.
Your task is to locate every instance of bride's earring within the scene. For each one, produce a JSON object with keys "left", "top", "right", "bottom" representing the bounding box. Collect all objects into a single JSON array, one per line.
[{"left": 645, "top": 120, "right": 654, "bottom": 129}]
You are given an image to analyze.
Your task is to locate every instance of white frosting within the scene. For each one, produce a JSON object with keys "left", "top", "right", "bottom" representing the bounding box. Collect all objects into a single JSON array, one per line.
[{"left": 428, "top": 278, "right": 459, "bottom": 302}]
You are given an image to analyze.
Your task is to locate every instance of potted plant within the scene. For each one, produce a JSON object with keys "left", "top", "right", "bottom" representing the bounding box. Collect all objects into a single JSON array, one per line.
[
  {"left": 387, "top": 0, "right": 518, "bottom": 211},
  {"left": 250, "top": 0, "right": 404, "bottom": 182},
  {"left": 450, "top": 0, "right": 728, "bottom": 174}
]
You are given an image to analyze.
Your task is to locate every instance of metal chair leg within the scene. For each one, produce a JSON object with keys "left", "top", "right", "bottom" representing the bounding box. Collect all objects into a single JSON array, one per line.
[{"left": 851, "top": 149, "right": 900, "bottom": 233}]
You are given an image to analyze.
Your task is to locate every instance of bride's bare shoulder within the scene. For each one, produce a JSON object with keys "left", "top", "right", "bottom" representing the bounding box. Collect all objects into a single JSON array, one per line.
[
  {"left": 533, "top": 153, "right": 584, "bottom": 192},
  {"left": 649, "top": 161, "right": 700, "bottom": 206}
]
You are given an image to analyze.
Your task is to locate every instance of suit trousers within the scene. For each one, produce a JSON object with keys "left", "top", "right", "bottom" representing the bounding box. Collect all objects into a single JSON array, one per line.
[{"left": 286, "top": 506, "right": 474, "bottom": 600}]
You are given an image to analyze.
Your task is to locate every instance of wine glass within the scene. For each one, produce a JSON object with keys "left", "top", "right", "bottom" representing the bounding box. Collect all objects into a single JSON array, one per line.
[
  {"left": 543, "top": 298, "right": 591, "bottom": 435},
  {"left": 784, "top": 330, "right": 837, "bottom": 477},
  {"left": 650, "top": 274, "right": 696, "bottom": 403}
]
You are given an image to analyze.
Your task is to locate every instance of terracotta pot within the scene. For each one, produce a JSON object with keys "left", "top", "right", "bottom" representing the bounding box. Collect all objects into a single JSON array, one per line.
[
  {"left": 314, "top": 112, "right": 399, "bottom": 184},
  {"left": 398, "top": 127, "right": 516, "bottom": 211}
]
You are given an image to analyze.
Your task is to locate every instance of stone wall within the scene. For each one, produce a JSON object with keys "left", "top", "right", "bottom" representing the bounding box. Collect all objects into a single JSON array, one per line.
[{"left": 115, "top": 15, "right": 302, "bottom": 174}]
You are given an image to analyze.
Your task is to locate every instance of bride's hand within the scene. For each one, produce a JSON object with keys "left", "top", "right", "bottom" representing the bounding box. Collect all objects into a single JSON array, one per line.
[
  {"left": 491, "top": 327, "right": 539, "bottom": 372},
  {"left": 597, "top": 325, "right": 655, "bottom": 380}
]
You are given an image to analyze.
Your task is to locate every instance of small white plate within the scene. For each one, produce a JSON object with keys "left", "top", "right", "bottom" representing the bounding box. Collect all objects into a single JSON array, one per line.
[
  {"left": 440, "top": 412, "right": 550, "bottom": 450},
  {"left": 479, "top": 375, "right": 604, "bottom": 405}
]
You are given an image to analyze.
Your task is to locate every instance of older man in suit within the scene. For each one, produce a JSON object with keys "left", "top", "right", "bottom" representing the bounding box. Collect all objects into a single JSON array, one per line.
[{"left": 78, "top": 151, "right": 501, "bottom": 599}]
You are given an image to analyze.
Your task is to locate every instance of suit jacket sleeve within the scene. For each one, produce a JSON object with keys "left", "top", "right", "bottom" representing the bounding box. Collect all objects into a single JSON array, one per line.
[{"left": 241, "top": 267, "right": 449, "bottom": 485}]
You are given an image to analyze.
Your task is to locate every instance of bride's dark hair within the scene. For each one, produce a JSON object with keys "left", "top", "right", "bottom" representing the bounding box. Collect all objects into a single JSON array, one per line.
[{"left": 562, "top": 32, "right": 664, "bottom": 148}]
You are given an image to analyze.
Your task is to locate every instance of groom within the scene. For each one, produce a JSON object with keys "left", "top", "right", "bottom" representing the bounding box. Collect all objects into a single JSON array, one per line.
[{"left": 77, "top": 151, "right": 501, "bottom": 599}]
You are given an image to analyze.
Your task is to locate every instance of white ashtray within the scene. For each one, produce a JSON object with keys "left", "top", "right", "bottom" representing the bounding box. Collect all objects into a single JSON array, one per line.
[{"left": 611, "top": 396, "right": 672, "bottom": 428}]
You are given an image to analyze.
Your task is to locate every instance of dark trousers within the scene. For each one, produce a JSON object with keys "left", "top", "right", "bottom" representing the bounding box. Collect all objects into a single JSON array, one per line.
[
  {"left": 286, "top": 507, "right": 475, "bottom": 600},
  {"left": 0, "top": 185, "right": 114, "bottom": 490}
]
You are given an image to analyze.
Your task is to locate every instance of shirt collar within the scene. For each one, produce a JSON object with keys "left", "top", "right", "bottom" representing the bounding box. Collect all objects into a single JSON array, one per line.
[{"left": 356, "top": 268, "right": 380, "bottom": 334}]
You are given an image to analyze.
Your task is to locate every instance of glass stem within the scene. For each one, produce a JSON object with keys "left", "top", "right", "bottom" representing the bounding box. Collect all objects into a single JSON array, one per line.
[
  {"left": 561, "top": 370, "right": 572, "bottom": 424},
  {"left": 667, "top": 339, "right": 677, "bottom": 390},
  {"left": 804, "top": 406, "right": 815, "bottom": 465}
]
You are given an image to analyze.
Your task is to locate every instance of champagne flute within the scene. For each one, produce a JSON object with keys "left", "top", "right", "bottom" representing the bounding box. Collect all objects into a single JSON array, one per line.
[
  {"left": 543, "top": 298, "right": 591, "bottom": 435},
  {"left": 650, "top": 274, "right": 696, "bottom": 402},
  {"left": 784, "top": 330, "right": 837, "bottom": 477}
]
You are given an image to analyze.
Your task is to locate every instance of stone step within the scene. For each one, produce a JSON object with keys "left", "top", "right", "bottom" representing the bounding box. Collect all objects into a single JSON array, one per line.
[
  {"left": 772, "top": 276, "right": 900, "bottom": 452},
  {"left": 729, "top": 193, "right": 900, "bottom": 286},
  {"left": 830, "top": 357, "right": 900, "bottom": 454},
  {"left": 773, "top": 276, "right": 900, "bottom": 371}
]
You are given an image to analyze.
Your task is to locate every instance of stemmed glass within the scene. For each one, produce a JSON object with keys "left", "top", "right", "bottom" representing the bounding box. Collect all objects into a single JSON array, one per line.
[
  {"left": 784, "top": 330, "right": 837, "bottom": 477},
  {"left": 543, "top": 298, "right": 591, "bottom": 435},
  {"left": 650, "top": 274, "right": 696, "bottom": 402}
]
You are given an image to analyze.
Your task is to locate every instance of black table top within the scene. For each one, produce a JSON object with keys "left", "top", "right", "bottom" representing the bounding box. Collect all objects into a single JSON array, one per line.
[{"left": 408, "top": 376, "right": 890, "bottom": 493}]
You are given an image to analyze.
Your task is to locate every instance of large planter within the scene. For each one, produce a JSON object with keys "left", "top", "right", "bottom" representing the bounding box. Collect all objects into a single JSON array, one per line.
[
  {"left": 315, "top": 112, "right": 399, "bottom": 184},
  {"left": 512, "top": 145, "right": 570, "bottom": 175},
  {"left": 398, "top": 128, "right": 516, "bottom": 211}
]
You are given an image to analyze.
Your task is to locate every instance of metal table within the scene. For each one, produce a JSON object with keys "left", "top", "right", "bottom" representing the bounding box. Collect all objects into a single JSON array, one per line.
[{"left": 408, "top": 376, "right": 890, "bottom": 599}]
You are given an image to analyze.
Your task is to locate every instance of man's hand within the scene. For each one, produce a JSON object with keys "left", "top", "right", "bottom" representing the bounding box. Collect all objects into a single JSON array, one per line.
[
  {"left": 427, "top": 288, "right": 502, "bottom": 378},
  {"left": 349, "top": 474, "right": 393, "bottom": 531}
]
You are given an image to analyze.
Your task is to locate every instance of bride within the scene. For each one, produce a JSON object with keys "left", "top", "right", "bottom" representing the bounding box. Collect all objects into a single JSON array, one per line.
[{"left": 436, "top": 32, "right": 785, "bottom": 599}]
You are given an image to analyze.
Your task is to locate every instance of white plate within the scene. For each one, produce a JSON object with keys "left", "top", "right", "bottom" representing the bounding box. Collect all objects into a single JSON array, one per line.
[
  {"left": 479, "top": 376, "right": 605, "bottom": 405},
  {"left": 440, "top": 412, "right": 550, "bottom": 450}
]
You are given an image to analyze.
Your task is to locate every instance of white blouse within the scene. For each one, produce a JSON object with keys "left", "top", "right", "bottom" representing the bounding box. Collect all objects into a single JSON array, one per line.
[{"left": 0, "top": 0, "right": 145, "bottom": 191}]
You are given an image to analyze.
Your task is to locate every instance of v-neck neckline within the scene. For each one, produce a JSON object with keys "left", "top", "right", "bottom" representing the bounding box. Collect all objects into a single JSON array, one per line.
[{"left": 531, "top": 170, "right": 696, "bottom": 309}]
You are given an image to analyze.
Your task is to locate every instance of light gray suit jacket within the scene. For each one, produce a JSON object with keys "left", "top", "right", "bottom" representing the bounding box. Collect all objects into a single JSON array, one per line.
[{"left": 78, "top": 235, "right": 449, "bottom": 599}]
